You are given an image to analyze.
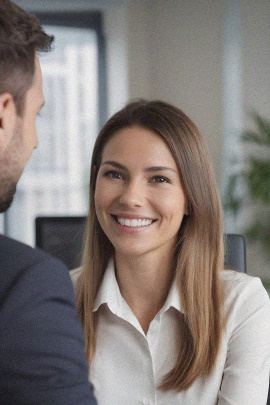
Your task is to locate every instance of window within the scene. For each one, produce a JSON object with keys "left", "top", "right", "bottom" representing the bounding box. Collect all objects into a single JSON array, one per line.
[{"left": 2, "top": 12, "right": 106, "bottom": 246}]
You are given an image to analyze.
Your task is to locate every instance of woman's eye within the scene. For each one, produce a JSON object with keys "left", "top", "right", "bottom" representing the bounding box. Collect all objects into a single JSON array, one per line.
[
  {"left": 104, "top": 170, "right": 123, "bottom": 180},
  {"left": 151, "top": 176, "right": 171, "bottom": 184}
]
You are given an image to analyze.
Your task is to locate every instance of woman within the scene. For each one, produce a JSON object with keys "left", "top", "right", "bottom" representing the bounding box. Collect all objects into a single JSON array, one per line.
[{"left": 72, "top": 100, "right": 270, "bottom": 404}]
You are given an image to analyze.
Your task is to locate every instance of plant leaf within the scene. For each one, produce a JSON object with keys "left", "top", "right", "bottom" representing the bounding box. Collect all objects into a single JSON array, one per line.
[
  {"left": 223, "top": 172, "right": 246, "bottom": 214},
  {"left": 241, "top": 130, "right": 269, "bottom": 145},
  {"left": 247, "top": 158, "right": 270, "bottom": 203},
  {"left": 255, "top": 113, "right": 270, "bottom": 143},
  {"left": 242, "top": 112, "right": 270, "bottom": 146},
  {"left": 245, "top": 219, "right": 270, "bottom": 258}
]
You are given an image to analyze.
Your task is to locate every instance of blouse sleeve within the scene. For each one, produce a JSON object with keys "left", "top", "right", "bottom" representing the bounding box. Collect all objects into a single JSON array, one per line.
[{"left": 218, "top": 277, "right": 270, "bottom": 405}]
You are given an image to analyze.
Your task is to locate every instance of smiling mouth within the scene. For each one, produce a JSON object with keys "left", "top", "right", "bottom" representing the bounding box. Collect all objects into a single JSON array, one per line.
[{"left": 112, "top": 216, "right": 156, "bottom": 228}]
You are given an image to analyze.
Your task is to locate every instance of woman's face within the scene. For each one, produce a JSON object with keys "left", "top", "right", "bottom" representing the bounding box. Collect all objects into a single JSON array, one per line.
[{"left": 95, "top": 126, "right": 188, "bottom": 260}]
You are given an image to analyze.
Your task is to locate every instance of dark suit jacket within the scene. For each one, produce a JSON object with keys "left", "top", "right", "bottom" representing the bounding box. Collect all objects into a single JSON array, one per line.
[{"left": 0, "top": 234, "right": 97, "bottom": 405}]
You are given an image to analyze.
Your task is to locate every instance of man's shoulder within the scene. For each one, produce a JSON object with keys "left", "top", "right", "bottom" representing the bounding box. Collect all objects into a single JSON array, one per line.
[
  {"left": 0, "top": 236, "right": 97, "bottom": 405},
  {"left": 0, "top": 234, "right": 69, "bottom": 303},
  {"left": 0, "top": 233, "right": 51, "bottom": 264}
]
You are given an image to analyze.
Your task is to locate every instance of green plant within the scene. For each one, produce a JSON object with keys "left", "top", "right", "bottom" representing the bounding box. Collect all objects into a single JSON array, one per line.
[{"left": 224, "top": 112, "right": 270, "bottom": 258}]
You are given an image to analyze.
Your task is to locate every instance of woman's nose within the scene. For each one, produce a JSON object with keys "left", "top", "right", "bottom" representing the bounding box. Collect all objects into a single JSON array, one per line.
[{"left": 118, "top": 180, "right": 144, "bottom": 207}]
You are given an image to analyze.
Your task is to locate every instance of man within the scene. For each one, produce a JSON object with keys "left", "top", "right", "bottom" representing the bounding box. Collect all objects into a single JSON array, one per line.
[{"left": 0, "top": 1, "right": 96, "bottom": 403}]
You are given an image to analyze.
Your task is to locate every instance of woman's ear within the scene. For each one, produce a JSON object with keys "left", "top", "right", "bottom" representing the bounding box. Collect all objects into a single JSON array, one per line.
[{"left": 0, "top": 93, "right": 17, "bottom": 153}]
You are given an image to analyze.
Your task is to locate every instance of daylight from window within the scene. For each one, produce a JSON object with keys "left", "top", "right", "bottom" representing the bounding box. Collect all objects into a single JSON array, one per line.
[{"left": 3, "top": 26, "right": 99, "bottom": 246}]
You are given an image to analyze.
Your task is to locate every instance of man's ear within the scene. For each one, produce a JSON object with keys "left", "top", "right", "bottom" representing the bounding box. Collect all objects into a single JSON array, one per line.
[{"left": 0, "top": 93, "right": 17, "bottom": 152}]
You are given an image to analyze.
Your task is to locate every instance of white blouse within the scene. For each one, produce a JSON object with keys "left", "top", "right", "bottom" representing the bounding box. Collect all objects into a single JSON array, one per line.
[{"left": 71, "top": 261, "right": 270, "bottom": 405}]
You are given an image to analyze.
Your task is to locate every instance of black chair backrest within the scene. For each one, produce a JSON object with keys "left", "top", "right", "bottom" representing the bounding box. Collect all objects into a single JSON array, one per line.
[{"left": 224, "top": 233, "right": 247, "bottom": 273}]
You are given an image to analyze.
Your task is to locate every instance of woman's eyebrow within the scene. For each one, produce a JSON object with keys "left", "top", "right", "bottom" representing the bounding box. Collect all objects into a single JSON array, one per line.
[
  {"left": 101, "top": 161, "right": 127, "bottom": 170},
  {"left": 101, "top": 161, "right": 178, "bottom": 174},
  {"left": 144, "top": 166, "right": 178, "bottom": 174}
]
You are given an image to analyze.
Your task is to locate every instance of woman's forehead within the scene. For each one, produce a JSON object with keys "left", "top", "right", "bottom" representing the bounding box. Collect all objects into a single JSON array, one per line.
[{"left": 100, "top": 126, "right": 178, "bottom": 169}]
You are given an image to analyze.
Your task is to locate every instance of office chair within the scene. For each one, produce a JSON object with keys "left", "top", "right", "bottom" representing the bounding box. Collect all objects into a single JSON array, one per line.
[{"left": 224, "top": 233, "right": 247, "bottom": 273}]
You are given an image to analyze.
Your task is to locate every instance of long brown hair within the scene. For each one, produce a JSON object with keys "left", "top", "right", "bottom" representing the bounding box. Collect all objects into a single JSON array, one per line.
[{"left": 76, "top": 99, "right": 224, "bottom": 391}]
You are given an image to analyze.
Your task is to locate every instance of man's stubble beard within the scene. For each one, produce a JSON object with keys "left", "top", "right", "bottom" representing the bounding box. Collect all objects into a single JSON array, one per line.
[{"left": 0, "top": 121, "right": 24, "bottom": 213}]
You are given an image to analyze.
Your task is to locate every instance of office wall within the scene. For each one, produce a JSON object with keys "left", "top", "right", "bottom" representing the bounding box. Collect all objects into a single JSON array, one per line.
[
  {"left": 241, "top": 0, "right": 269, "bottom": 118},
  {"left": 126, "top": 0, "right": 224, "bottom": 185}
]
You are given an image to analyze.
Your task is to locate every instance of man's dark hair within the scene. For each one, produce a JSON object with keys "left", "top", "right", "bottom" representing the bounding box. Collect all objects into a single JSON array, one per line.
[{"left": 0, "top": 0, "right": 54, "bottom": 116}]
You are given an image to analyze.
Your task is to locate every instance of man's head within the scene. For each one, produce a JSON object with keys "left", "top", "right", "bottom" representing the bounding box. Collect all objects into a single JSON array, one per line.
[{"left": 0, "top": 0, "right": 53, "bottom": 212}]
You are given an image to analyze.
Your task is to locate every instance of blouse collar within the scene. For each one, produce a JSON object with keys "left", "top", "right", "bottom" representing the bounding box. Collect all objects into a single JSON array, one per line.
[{"left": 93, "top": 258, "right": 182, "bottom": 315}]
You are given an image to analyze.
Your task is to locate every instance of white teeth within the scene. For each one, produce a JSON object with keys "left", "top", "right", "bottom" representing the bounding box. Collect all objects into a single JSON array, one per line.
[{"left": 117, "top": 217, "right": 153, "bottom": 227}]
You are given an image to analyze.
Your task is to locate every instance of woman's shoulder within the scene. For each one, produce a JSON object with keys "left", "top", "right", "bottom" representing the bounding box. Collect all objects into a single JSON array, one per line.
[
  {"left": 70, "top": 267, "right": 83, "bottom": 288},
  {"left": 222, "top": 269, "right": 265, "bottom": 291},
  {"left": 222, "top": 269, "right": 270, "bottom": 315}
]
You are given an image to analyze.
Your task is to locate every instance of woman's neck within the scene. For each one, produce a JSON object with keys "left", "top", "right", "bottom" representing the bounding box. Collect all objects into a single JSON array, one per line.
[{"left": 114, "top": 250, "right": 175, "bottom": 334}]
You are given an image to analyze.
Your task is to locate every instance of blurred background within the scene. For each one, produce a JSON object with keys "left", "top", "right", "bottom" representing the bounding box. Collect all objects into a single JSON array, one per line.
[{"left": 0, "top": 0, "right": 269, "bottom": 285}]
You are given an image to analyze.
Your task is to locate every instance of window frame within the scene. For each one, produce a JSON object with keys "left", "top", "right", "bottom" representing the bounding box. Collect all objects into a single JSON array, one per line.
[{"left": 34, "top": 11, "right": 107, "bottom": 129}]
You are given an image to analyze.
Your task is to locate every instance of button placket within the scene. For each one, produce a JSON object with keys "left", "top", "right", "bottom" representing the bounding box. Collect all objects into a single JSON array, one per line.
[{"left": 141, "top": 332, "right": 157, "bottom": 405}]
